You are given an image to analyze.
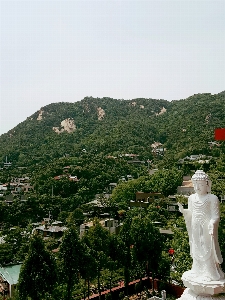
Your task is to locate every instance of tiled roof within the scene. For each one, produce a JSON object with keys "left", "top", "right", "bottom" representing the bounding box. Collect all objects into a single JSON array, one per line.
[{"left": 0, "top": 264, "right": 22, "bottom": 285}]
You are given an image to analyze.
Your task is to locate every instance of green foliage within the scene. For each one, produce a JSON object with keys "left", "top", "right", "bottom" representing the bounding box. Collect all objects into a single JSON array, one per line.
[
  {"left": 208, "top": 169, "right": 225, "bottom": 197},
  {"left": 169, "top": 217, "right": 192, "bottom": 284},
  {"left": 1, "top": 93, "right": 225, "bottom": 173},
  {"left": 157, "top": 250, "right": 171, "bottom": 281},
  {"left": 59, "top": 226, "right": 81, "bottom": 300},
  {"left": 130, "top": 215, "right": 164, "bottom": 279},
  {"left": 79, "top": 243, "right": 97, "bottom": 299},
  {"left": 0, "top": 226, "right": 30, "bottom": 264},
  {"left": 18, "top": 234, "right": 57, "bottom": 300},
  {"left": 82, "top": 219, "right": 110, "bottom": 297},
  {"left": 111, "top": 169, "right": 182, "bottom": 208},
  {"left": 218, "top": 203, "right": 225, "bottom": 271},
  {"left": 66, "top": 208, "right": 84, "bottom": 226},
  {"left": 144, "top": 169, "right": 183, "bottom": 197},
  {"left": 111, "top": 177, "right": 145, "bottom": 209},
  {"left": 0, "top": 243, "right": 13, "bottom": 265}
]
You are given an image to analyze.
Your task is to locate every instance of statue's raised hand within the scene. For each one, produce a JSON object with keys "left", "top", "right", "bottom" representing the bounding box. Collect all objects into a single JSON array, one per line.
[
  {"left": 208, "top": 220, "right": 214, "bottom": 236},
  {"left": 177, "top": 202, "right": 184, "bottom": 213}
]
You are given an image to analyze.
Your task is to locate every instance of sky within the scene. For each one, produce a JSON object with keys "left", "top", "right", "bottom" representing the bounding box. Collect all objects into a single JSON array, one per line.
[{"left": 0, "top": 0, "right": 225, "bottom": 135}]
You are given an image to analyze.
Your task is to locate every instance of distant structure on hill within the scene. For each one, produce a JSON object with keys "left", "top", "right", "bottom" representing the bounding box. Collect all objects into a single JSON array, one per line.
[{"left": 177, "top": 176, "right": 194, "bottom": 195}]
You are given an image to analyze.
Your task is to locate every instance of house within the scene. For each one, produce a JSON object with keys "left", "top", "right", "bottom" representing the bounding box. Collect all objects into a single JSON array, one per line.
[
  {"left": 177, "top": 176, "right": 194, "bottom": 195},
  {"left": 80, "top": 218, "right": 119, "bottom": 237},
  {"left": 69, "top": 175, "right": 79, "bottom": 182},
  {"left": 166, "top": 195, "right": 182, "bottom": 212},
  {"left": 106, "top": 183, "right": 117, "bottom": 194},
  {"left": 189, "top": 155, "right": 201, "bottom": 161},
  {"left": 32, "top": 222, "right": 67, "bottom": 240},
  {"left": 119, "top": 175, "right": 134, "bottom": 182},
  {"left": 0, "top": 177, "right": 34, "bottom": 196},
  {"left": 130, "top": 192, "right": 164, "bottom": 209},
  {"left": 208, "top": 141, "right": 220, "bottom": 148},
  {"left": 0, "top": 184, "right": 7, "bottom": 192},
  {"left": 151, "top": 142, "right": 165, "bottom": 156},
  {"left": 152, "top": 148, "right": 165, "bottom": 156},
  {"left": 3, "top": 162, "right": 12, "bottom": 169},
  {"left": 136, "top": 192, "right": 163, "bottom": 202},
  {"left": 127, "top": 160, "right": 145, "bottom": 166},
  {"left": 0, "top": 264, "right": 22, "bottom": 298},
  {"left": 130, "top": 199, "right": 150, "bottom": 209},
  {"left": 151, "top": 142, "right": 162, "bottom": 149},
  {"left": 54, "top": 174, "right": 79, "bottom": 182},
  {"left": 5, "top": 194, "right": 14, "bottom": 205}
]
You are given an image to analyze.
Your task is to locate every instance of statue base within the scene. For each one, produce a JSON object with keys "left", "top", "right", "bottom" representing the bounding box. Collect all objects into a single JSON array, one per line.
[
  {"left": 177, "top": 288, "right": 225, "bottom": 300},
  {"left": 182, "top": 271, "right": 225, "bottom": 295}
]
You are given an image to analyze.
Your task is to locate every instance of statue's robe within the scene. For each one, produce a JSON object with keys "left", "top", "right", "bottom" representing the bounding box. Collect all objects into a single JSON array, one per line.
[{"left": 182, "top": 193, "right": 224, "bottom": 281}]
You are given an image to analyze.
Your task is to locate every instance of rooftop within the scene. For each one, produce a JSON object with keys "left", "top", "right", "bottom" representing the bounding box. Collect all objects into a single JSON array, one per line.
[{"left": 0, "top": 264, "right": 22, "bottom": 285}]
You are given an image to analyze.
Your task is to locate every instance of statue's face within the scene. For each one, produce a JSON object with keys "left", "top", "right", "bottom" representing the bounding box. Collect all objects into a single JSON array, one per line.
[{"left": 193, "top": 180, "right": 208, "bottom": 195}]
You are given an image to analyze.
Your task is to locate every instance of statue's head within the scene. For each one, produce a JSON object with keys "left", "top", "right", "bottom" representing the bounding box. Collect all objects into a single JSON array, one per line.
[{"left": 192, "top": 170, "right": 211, "bottom": 195}]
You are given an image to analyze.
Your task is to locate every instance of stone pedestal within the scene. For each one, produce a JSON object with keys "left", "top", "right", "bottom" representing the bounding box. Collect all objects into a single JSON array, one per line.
[
  {"left": 177, "top": 272, "right": 225, "bottom": 299},
  {"left": 177, "top": 287, "right": 225, "bottom": 300},
  {"left": 182, "top": 271, "right": 225, "bottom": 295}
]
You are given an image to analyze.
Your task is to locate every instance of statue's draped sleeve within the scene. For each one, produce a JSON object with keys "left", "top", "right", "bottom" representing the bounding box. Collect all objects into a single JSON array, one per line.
[
  {"left": 182, "top": 195, "right": 193, "bottom": 257},
  {"left": 211, "top": 196, "right": 223, "bottom": 264}
]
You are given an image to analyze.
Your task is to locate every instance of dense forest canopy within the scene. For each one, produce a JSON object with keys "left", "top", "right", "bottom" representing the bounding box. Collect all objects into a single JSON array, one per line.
[{"left": 1, "top": 92, "right": 225, "bottom": 170}]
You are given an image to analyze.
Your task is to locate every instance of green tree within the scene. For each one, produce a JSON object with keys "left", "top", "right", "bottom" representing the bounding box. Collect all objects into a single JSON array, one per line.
[
  {"left": 79, "top": 242, "right": 97, "bottom": 300},
  {"left": 0, "top": 243, "right": 13, "bottom": 265},
  {"left": 66, "top": 208, "right": 84, "bottom": 226},
  {"left": 118, "top": 216, "right": 133, "bottom": 296},
  {"left": 130, "top": 216, "right": 164, "bottom": 291},
  {"left": 218, "top": 203, "right": 225, "bottom": 271},
  {"left": 59, "top": 226, "right": 81, "bottom": 300},
  {"left": 144, "top": 169, "right": 183, "bottom": 197},
  {"left": 82, "top": 219, "right": 110, "bottom": 300},
  {"left": 111, "top": 177, "right": 145, "bottom": 209},
  {"left": 107, "top": 234, "right": 124, "bottom": 294},
  {"left": 18, "top": 234, "right": 57, "bottom": 300},
  {"left": 169, "top": 217, "right": 192, "bottom": 284}
]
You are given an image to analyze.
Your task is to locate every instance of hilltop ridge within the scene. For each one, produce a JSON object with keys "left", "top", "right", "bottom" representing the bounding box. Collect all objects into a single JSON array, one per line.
[{"left": 0, "top": 92, "right": 225, "bottom": 168}]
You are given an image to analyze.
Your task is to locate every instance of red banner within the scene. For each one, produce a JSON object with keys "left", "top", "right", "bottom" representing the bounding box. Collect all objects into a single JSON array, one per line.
[{"left": 215, "top": 128, "right": 225, "bottom": 141}]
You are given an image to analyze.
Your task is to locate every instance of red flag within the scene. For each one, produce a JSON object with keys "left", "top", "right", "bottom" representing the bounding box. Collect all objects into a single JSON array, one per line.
[{"left": 215, "top": 128, "right": 225, "bottom": 141}]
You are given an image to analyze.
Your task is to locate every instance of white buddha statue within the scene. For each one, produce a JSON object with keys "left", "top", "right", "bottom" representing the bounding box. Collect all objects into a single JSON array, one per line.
[{"left": 178, "top": 170, "right": 224, "bottom": 282}]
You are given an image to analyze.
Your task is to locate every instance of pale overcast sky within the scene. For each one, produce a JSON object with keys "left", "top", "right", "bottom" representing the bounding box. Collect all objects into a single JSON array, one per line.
[{"left": 0, "top": 0, "right": 225, "bottom": 135}]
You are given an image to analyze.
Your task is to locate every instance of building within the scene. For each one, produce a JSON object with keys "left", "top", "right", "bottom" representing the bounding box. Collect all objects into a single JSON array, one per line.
[
  {"left": 0, "top": 264, "right": 22, "bottom": 298},
  {"left": 177, "top": 176, "right": 194, "bottom": 195},
  {"left": 80, "top": 218, "right": 119, "bottom": 237},
  {"left": 0, "top": 184, "right": 7, "bottom": 192},
  {"left": 54, "top": 174, "right": 79, "bottom": 182},
  {"left": 106, "top": 183, "right": 117, "bottom": 193},
  {"left": 130, "top": 192, "right": 164, "bottom": 209},
  {"left": 0, "top": 177, "right": 34, "bottom": 197},
  {"left": 136, "top": 192, "right": 164, "bottom": 202},
  {"left": 32, "top": 222, "right": 67, "bottom": 240}
]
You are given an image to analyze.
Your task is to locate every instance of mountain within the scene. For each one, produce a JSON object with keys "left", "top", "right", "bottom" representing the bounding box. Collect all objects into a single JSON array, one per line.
[{"left": 0, "top": 93, "right": 225, "bottom": 168}]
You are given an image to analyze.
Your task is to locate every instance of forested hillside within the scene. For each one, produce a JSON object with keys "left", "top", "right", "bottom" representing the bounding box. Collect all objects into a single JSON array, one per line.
[
  {"left": 0, "top": 97, "right": 168, "bottom": 167},
  {"left": 1, "top": 93, "right": 225, "bottom": 300},
  {"left": 0, "top": 92, "right": 225, "bottom": 169}
]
